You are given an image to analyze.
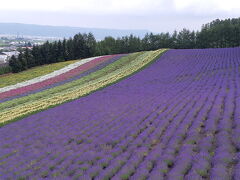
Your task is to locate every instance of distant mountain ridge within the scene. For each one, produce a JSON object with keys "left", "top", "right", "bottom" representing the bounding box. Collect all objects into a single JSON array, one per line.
[{"left": 0, "top": 23, "right": 150, "bottom": 40}]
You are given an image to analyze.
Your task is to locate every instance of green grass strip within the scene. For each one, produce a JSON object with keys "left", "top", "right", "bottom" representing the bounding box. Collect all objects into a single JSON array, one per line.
[
  {"left": 0, "top": 60, "right": 79, "bottom": 88},
  {"left": 0, "top": 49, "right": 167, "bottom": 126},
  {"left": 0, "top": 52, "right": 144, "bottom": 111}
]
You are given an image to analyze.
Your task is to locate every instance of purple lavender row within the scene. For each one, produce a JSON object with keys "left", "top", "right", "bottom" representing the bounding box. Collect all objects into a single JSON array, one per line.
[
  {"left": 0, "top": 48, "right": 240, "bottom": 179},
  {"left": 0, "top": 49, "right": 189, "bottom": 179},
  {"left": 0, "top": 49, "right": 223, "bottom": 179}
]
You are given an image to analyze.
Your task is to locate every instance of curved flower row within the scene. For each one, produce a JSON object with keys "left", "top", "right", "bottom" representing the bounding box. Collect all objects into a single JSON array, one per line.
[
  {"left": 0, "top": 49, "right": 166, "bottom": 124},
  {"left": 0, "top": 56, "right": 103, "bottom": 93},
  {"left": 0, "top": 55, "right": 117, "bottom": 100},
  {"left": 0, "top": 48, "right": 239, "bottom": 179},
  {"left": 0, "top": 52, "right": 143, "bottom": 112},
  {"left": 0, "top": 54, "right": 126, "bottom": 103},
  {"left": 0, "top": 60, "right": 80, "bottom": 88}
]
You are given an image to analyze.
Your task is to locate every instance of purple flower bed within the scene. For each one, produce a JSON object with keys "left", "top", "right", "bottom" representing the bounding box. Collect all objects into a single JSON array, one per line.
[{"left": 0, "top": 48, "right": 239, "bottom": 179}]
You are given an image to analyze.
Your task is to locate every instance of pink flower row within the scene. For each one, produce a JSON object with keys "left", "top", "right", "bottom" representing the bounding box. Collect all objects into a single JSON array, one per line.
[{"left": 0, "top": 55, "right": 116, "bottom": 100}]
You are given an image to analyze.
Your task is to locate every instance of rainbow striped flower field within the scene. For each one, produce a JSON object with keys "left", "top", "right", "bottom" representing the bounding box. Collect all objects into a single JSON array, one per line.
[{"left": 0, "top": 48, "right": 240, "bottom": 179}]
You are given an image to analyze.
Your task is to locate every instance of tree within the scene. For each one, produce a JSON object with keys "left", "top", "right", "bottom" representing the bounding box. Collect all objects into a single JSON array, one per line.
[
  {"left": 57, "top": 40, "right": 64, "bottom": 62},
  {"left": 9, "top": 55, "right": 22, "bottom": 73},
  {"left": 66, "top": 38, "right": 74, "bottom": 60},
  {"left": 18, "top": 52, "right": 27, "bottom": 70},
  {"left": 86, "top": 33, "right": 97, "bottom": 57},
  {"left": 175, "top": 29, "right": 196, "bottom": 49},
  {"left": 62, "top": 39, "right": 68, "bottom": 60},
  {"left": 8, "top": 17, "right": 240, "bottom": 74},
  {"left": 23, "top": 48, "right": 33, "bottom": 68}
]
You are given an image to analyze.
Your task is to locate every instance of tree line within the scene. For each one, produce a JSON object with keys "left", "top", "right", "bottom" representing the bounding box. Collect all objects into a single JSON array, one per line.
[{"left": 8, "top": 17, "right": 240, "bottom": 73}]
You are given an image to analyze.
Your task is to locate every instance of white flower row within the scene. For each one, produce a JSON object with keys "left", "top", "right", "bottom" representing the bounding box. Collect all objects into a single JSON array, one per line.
[{"left": 0, "top": 56, "right": 102, "bottom": 93}]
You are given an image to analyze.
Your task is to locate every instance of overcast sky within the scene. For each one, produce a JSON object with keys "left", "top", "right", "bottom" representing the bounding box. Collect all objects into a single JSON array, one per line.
[{"left": 0, "top": 0, "right": 239, "bottom": 32}]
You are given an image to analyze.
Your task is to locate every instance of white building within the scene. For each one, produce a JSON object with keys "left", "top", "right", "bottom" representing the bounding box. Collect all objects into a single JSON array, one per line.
[
  {"left": 3, "top": 51, "right": 20, "bottom": 58},
  {"left": 0, "top": 54, "right": 8, "bottom": 63},
  {"left": 0, "top": 51, "right": 20, "bottom": 63}
]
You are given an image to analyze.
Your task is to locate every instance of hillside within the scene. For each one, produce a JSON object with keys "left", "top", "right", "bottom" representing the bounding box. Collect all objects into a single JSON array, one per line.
[
  {"left": 0, "top": 23, "right": 150, "bottom": 40},
  {"left": 0, "top": 48, "right": 240, "bottom": 179}
]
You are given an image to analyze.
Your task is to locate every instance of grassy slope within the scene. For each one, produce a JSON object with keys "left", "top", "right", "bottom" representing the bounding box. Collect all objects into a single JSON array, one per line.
[
  {"left": 0, "top": 52, "right": 144, "bottom": 110},
  {"left": 0, "top": 60, "right": 79, "bottom": 88},
  {"left": 0, "top": 49, "right": 167, "bottom": 126}
]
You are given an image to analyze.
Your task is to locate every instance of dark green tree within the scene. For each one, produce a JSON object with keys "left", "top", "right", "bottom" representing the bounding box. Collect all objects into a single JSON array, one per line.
[{"left": 9, "top": 55, "right": 22, "bottom": 73}]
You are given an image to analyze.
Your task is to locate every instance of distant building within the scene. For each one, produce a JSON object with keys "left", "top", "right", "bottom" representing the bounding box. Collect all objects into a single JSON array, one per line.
[
  {"left": 0, "top": 51, "right": 20, "bottom": 63},
  {"left": 21, "top": 46, "right": 33, "bottom": 50},
  {"left": 2, "top": 51, "right": 20, "bottom": 58},
  {"left": 0, "top": 53, "right": 8, "bottom": 63},
  {"left": 1, "top": 46, "right": 17, "bottom": 51}
]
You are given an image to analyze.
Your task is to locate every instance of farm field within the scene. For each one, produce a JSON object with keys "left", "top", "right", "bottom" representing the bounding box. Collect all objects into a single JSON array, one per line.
[
  {"left": 0, "top": 47, "right": 240, "bottom": 179},
  {"left": 0, "top": 60, "right": 80, "bottom": 88},
  {"left": 0, "top": 49, "right": 164, "bottom": 124}
]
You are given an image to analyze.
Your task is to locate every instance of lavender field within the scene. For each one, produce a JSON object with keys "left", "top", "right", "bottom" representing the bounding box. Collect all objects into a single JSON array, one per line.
[{"left": 0, "top": 48, "right": 240, "bottom": 179}]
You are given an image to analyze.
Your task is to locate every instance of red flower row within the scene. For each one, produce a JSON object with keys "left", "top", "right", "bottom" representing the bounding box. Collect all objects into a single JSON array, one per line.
[{"left": 0, "top": 55, "right": 116, "bottom": 100}]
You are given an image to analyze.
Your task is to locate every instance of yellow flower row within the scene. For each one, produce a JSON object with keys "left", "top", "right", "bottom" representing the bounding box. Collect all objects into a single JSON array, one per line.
[{"left": 0, "top": 49, "right": 166, "bottom": 124}]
